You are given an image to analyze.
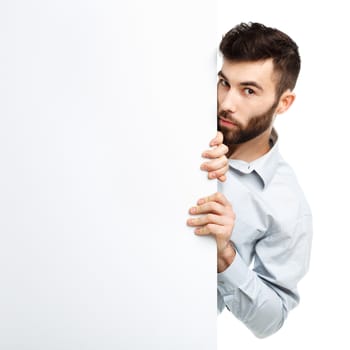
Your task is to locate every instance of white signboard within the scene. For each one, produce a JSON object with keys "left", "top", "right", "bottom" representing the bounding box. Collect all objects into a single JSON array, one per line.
[{"left": 0, "top": 1, "right": 217, "bottom": 349}]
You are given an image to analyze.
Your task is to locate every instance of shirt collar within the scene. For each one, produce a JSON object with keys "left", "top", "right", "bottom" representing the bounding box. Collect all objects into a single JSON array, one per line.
[{"left": 228, "top": 128, "right": 280, "bottom": 189}]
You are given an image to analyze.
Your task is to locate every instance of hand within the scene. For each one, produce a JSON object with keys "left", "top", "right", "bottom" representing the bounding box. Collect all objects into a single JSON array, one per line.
[
  {"left": 201, "top": 131, "right": 229, "bottom": 182},
  {"left": 187, "top": 192, "right": 236, "bottom": 272}
]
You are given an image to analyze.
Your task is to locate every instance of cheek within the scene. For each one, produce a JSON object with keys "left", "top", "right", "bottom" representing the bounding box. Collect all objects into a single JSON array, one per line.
[
  {"left": 237, "top": 102, "right": 253, "bottom": 120},
  {"left": 217, "top": 89, "right": 225, "bottom": 106},
  {"left": 246, "top": 99, "right": 270, "bottom": 116}
]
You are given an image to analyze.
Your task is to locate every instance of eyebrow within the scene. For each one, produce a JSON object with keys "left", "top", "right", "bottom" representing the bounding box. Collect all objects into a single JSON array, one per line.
[{"left": 218, "top": 70, "right": 264, "bottom": 91}]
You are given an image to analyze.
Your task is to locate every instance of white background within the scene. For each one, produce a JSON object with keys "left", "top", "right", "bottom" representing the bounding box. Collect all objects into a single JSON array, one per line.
[
  {"left": 0, "top": 1, "right": 217, "bottom": 349},
  {"left": 218, "top": 1, "right": 350, "bottom": 348},
  {"left": 1, "top": 1, "right": 348, "bottom": 349}
]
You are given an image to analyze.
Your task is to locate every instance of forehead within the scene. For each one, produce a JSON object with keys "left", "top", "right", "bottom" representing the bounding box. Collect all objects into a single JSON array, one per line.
[{"left": 220, "top": 58, "right": 277, "bottom": 90}]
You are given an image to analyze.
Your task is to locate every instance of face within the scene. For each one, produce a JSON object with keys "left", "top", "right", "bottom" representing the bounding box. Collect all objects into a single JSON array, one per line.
[{"left": 217, "top": 58, "right": 280, "bottom": 145}]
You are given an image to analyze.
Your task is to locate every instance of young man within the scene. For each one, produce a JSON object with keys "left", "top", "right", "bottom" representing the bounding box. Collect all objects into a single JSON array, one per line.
[{"left": 190, "top": 22, "right": 312, "bottom": 338}]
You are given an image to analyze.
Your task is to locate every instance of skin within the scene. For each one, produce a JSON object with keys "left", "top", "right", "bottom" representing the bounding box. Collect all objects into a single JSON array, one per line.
[
  {"left": 201, "top": 132, "right": 229, "bottom": 182},
  {"left": 191, "top": 58, "right": 295, "bottom": 272}
]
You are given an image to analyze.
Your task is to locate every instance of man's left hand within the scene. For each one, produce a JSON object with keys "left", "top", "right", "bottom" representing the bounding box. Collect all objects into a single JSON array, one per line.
[{"left": 201, "top": 132, "right": 229, "bottom": 182}]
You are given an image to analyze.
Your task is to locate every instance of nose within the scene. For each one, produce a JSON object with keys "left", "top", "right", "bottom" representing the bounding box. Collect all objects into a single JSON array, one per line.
[{"left": 218, "top": 88, "right": 238, "bottom": 114}]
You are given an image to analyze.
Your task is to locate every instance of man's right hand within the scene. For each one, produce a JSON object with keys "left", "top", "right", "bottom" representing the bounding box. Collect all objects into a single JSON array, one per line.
[{"left": 187, "top": 192, "right": 236, "bottom": 272}]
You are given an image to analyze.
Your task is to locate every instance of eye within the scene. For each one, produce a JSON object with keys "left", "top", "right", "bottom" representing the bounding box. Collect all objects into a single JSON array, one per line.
[
  {"left": 218, "top": 78, "right": 229, "bottom": 88},
  {"left": 243, "top": 87, "right": 255, "bottom": 95}
]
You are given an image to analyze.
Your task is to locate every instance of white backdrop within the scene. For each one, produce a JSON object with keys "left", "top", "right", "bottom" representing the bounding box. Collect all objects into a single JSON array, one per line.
[
  {"left": 0, "top": 1, "right": 217, "bottom": 349},
  {"left": 2, "top": 1, "right": 347, "bottom": 349},
  {"left": 217, "top": 1, "right": 350, "bottom": 349}
]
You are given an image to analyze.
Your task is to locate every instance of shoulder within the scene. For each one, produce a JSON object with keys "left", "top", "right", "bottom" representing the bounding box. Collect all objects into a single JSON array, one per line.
[{"left": 267, "top": 157, "right": 312, "bottom": 231}]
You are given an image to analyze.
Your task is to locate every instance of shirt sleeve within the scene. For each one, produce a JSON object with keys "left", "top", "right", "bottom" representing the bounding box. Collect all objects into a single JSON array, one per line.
[{"left": 217, "top": 213, "right": 312, "bottom": 338}]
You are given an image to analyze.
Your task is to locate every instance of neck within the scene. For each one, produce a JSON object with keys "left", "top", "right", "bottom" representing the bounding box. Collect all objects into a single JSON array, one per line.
[{"left": 228, "top": 127, "right": 273, "bottom": 162}]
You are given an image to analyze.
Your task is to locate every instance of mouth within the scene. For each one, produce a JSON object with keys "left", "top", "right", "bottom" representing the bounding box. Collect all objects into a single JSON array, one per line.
[{"left": 218, "top": 117, "right": 237, "bottom": 128}]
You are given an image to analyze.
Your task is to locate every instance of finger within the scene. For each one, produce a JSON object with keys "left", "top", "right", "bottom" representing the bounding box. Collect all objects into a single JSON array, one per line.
[
  {"left": 197, "top": 192, "right": 230, "bottom": 206},
  {"left": 201, "top": 156, "right": 228, "bottom": 172},
  {"left": 207, "top": 165, "right": 229, "bottom": 180},
  {"left": 209, "top": 131, "right": 224, "bottom": 147},
  {"left": 202, "top": 144, "right": 228, "bottom": 159},
  {"left": 194, "top": 223, "right": 227, "bottom": 236},
  {"left": 187, "top": 213, "right": 225, "bottom": 228},
  {"left": 189, "top": 202, "right": 224, "bottom": 216},
  {"left": 217, "top": 174, "right": 227, "bottom": 182}
]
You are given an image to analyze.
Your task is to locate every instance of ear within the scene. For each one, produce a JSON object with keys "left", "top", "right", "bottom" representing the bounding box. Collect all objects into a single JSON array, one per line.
[{"left": 275, "top": 90, "right": 296, "bottom": 115}]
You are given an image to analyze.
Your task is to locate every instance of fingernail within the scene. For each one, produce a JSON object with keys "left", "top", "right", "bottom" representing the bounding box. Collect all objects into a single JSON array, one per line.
[{"left": 190, "top": 207, "right": 197, "bottom": 214}]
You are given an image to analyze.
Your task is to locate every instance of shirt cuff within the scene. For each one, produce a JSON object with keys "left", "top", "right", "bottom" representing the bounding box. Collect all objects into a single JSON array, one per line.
[{"left": 217, "top": 251, "right": 250, "bottom": 295}]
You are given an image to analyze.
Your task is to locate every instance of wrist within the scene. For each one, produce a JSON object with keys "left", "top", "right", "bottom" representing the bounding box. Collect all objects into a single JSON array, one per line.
[{"left": 217, "top": 240, "right": 236, "bottom": 273}]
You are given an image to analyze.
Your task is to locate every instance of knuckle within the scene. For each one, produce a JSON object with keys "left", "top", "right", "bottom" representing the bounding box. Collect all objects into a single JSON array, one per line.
[
  {"left": 219, "top": 155, "right": 227, "bottom": 164},
  {"left": 207, "top": 213, "right": 215, "bottom": 222},
  {"left": 217, "top": 192, "right": 224, "bottom": 201},
  {"left": 216, "top": 168, "right": 225, "bottom": 176},
  {"left": 219, "top": 144, "right": 227, "bottom": 154}
]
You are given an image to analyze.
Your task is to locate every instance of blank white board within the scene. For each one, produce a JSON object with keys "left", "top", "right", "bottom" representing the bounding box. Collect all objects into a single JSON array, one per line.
[{"left": 0, "top": 1, "right": 217, "bottom": 349}]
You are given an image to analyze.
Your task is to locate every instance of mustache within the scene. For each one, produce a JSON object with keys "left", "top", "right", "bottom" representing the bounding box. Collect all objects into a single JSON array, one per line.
[{"left": 218, "top": 110, "right": 241, "bottom": 127}]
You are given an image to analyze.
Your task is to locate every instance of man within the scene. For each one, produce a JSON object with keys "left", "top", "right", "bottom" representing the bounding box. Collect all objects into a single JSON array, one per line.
[{"left": 189, "top": 22, "right": 312, "bottom": 338}]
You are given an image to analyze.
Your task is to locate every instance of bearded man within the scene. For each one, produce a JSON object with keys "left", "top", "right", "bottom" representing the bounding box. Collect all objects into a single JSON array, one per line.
[{"left": 188, "top": 22, "right": 312, "bottom": 338}]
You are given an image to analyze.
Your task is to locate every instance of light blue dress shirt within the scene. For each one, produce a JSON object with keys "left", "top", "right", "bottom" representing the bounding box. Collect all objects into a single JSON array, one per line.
[{"left": 217, "top": 129, "right": 312, "bottom": 338}]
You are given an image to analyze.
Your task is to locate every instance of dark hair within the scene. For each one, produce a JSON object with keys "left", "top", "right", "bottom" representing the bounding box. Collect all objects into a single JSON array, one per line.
[{"left": 219, "top": 22, "right": 301, "bottom": 98}]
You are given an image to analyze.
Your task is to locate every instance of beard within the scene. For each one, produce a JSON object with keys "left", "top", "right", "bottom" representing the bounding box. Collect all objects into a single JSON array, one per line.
[{"left": 218, "top": 99, "right": 279, "bottom": 146}]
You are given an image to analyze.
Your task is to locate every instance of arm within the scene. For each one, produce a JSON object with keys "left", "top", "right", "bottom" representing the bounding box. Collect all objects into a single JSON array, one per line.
[
  {"left": 188, "top": 193, "right": 312, "bottom": 338},
  {"left": 218, "top": 214, "right": 313, "bottom": 338}
]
